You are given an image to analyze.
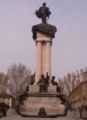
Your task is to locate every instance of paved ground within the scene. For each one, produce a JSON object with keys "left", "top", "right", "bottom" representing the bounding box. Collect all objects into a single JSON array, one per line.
[{"left": 0, "top": 109, "right": 84, "bottom": 120}]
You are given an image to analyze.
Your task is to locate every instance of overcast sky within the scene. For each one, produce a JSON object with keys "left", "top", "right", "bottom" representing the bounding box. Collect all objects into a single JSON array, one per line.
[{"left": 0, "top": 0, "right": 87, "bottom": 78}]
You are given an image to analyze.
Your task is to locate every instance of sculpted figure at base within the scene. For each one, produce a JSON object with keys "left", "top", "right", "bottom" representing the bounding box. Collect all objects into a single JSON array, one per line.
[
  {"left": 51, "top": 76, "right": 61, "bottom": 92},
  {"left": 51, "top": 76, "right": 58, "bottom": 85},
  {"left": 38, "top": 74, "right": 50, "bottom": 92},
  {"left": 38, "top": 107, "right": 47, "bottom": 116},
  {"left": 38, "top": 75, "right": 48, "bottom": 92}
]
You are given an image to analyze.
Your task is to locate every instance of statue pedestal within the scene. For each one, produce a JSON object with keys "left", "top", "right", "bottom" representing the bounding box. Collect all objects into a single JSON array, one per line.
[{"left": 18, "top": 85, "right": 66, "bottom": 116}]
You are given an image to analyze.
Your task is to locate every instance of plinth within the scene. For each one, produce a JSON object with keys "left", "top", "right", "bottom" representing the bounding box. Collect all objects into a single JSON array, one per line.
[{"left": 17, "top": 85, "right": 66, "bottom": 117}]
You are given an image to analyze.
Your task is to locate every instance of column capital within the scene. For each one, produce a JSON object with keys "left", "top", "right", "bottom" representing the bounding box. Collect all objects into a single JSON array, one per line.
[{"left": 32, "top": 23, "right": 57, "bottom": 40}]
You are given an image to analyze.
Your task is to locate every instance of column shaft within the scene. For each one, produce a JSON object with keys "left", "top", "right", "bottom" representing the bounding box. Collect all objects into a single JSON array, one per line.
[
  {"left": 35, "top": 42, "right": 42, "bottom": 83},
  {"left": 45, "top": 42, "right": 51, "bottom": 77},
  {"left": 42, "top": 42, "right": 46, "bottom": 75}
]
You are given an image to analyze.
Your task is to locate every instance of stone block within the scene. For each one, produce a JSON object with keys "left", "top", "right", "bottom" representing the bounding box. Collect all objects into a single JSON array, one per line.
[
  {"left": 48, "top": 85, "right": 57, "bottom": 92},
  {"left": 29, "top": 85, "right": 39, "bottom": 92}
]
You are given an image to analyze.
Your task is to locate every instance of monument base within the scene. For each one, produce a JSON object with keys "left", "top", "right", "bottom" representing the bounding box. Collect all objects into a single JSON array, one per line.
[
  {"left": 20, "top": 96, "right": 65, "bottom": 115},
  {"left": 17, "top": 85, "right": 67, "bottom": 117}
]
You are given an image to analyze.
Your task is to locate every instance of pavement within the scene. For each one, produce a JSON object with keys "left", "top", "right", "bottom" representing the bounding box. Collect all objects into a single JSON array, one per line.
[{"left": 0, "top": 109, "right": 84, "bottom": 120}]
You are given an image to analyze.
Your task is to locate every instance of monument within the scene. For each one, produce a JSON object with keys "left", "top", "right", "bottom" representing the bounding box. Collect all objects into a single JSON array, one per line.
[
  {"left": 32, "top": 2, "right": 57, "bottom": 83},
  {"left": 14, "top": 3, "right": 69, "bottom": 118}
]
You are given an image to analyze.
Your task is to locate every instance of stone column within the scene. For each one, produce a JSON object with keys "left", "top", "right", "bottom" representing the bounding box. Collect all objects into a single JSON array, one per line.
[
  {"left": 45, "top": 41, "right": 52, "bottom": 77},
  {"left": 42, "top": 42, "right": 46, "bottom": 75},
  {"left": 35, "top": 33, "right": 52, "bottom": 84},
  {"left": 35, "top": 41, "right": 42, "bottom": 83}
]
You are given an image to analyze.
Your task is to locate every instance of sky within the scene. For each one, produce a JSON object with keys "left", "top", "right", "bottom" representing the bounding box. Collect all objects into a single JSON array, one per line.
[{"left": 0, "top": 0, "right": 87, "bottom": 78}]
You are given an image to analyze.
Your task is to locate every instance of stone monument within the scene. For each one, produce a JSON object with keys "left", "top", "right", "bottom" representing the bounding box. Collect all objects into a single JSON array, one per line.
[{"left": 15, "top": 3, "right": 69, "bottom": 118}]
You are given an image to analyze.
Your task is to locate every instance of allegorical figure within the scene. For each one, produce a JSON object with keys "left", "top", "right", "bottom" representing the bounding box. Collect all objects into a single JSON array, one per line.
[{"left": 35, "top": 2, "right": 51, "bottom": 23}]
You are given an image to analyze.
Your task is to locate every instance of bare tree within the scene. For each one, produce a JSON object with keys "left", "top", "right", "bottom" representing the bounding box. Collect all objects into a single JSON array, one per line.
[
  {"left": 58, "top": 78, "right": 64, "bottom": 93},
  {"left": 58, "top": 70, "right": 84, "bottom": 95},
  {"left": 80, "top": 68, "right": 87, "bottom": 81},
  {"left": 6, "top": 63, "right": 31, "bottom": 95},
  {"left": 62, "top": 74, "right": 72, "bottom": 95},
  {"left": 0, "top": 73, "right": 5, "bottom": 84}
]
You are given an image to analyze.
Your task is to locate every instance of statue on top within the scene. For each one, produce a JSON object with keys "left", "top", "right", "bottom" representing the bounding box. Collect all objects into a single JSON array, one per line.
[{"left": 35, "top": 2, "right": 51, "bottom": 23}]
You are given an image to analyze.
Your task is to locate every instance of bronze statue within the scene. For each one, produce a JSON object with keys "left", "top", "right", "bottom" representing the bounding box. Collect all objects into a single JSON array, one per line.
[
  {"left": 32, "top": 3, "right": 57, "bottom": 39},
  {"left": 35, "top": 2, "right": 51, "bottom": 23},
  {"left": 38, "top": 75, "right": 48, "bottom": 92}
]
